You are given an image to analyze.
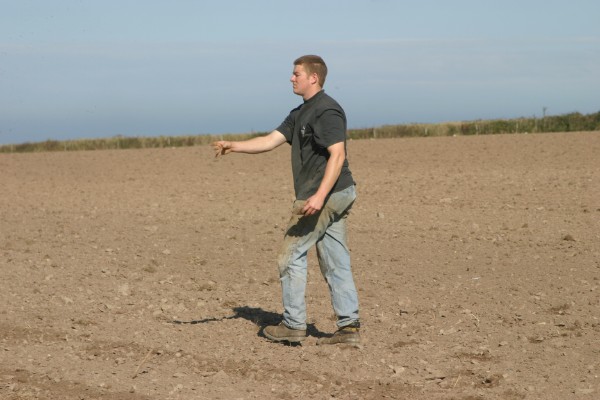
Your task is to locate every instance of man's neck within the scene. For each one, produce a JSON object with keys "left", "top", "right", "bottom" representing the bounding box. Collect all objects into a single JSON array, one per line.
[{"left": 302, "top": 87, "right": 323, "bottom": 101}]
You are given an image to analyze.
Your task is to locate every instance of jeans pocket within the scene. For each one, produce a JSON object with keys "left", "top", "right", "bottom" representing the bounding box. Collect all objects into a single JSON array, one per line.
[{"left": 327, "top": 186, "right": 356, "bottom": 216}]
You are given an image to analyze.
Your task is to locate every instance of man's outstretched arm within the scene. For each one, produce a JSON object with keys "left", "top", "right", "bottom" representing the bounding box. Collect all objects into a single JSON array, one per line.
[{"left": 212, "top": 130, "right": 287, "bottom": 157}]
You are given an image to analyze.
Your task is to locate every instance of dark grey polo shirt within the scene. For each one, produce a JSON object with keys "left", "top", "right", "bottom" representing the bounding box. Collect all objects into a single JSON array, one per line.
[{"left": 276, "top": 90, "right": 355, "bottom": 200}]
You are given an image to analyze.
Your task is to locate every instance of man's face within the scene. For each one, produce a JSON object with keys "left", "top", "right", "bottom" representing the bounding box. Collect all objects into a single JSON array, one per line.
[{"left": 290, "top": 64, "right": 314, "bottom": 98}]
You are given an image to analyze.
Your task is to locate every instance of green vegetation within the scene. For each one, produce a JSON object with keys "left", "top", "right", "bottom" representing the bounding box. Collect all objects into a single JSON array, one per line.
[
  {"left": 1, "top": 111, "right": 599, "bottom": 153},
  {"left": 347, "top": 111, "right": 600, "bottom": 140},
  {"left": 0, "top": 132, "right": 264, "bottom": 153}
]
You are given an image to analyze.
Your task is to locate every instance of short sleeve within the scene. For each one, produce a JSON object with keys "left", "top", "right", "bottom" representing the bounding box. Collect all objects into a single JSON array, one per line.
[
  {"left": 276, "top": 112, "right": 295, "bottom": 144},
  {"left": 313, "top": 108, "right": 346, "bottom": 148}
]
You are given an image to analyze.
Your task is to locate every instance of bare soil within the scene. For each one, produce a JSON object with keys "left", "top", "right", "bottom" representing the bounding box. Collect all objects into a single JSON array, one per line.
[{"left": 1, "top": 131, "right": 599, "bottom": 400}]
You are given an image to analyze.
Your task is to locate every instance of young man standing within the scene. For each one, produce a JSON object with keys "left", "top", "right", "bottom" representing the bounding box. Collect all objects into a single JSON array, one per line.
[{"left": 213, "top": 55, "right": 360, "bottom": 345}]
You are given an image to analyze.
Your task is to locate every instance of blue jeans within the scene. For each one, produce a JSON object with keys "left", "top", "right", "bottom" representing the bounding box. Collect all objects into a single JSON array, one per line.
[{"left": 277, "top": 185, "right": 360, "bottom": 330}]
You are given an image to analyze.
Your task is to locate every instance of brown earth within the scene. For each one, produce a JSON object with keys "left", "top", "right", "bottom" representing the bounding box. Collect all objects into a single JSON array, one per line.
[{"left": 1, "top": 131, "right": 599, "bottom": 400}]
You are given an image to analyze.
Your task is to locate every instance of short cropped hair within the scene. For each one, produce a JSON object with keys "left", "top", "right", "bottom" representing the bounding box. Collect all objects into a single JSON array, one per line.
[{"left": 294, "top": 55, "right": 328, "bottom": 87}]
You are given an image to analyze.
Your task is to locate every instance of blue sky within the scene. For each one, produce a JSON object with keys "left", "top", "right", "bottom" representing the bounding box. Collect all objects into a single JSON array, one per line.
[{"left": 1, "top": 0, "right": 599, "bottom": 145}]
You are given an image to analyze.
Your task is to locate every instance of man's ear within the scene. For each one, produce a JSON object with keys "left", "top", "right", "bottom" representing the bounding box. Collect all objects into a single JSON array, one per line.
[{"left": 310, "top": 73, "right": 319, "bottom": 85}]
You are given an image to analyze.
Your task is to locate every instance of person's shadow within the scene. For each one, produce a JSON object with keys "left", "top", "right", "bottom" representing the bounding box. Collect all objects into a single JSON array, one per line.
[{"left": 171, "top": 306, "right": 327, "bottom": 345}]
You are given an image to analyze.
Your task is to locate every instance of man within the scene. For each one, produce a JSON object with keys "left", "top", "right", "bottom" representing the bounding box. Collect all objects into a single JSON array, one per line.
[{"left": 213, "top": 55, "right": 360, "bottom": 345}]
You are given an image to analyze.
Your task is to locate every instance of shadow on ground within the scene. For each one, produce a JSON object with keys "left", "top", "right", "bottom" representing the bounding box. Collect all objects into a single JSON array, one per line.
[{"left": 170, "top": 306, "right": 328, "bottom": 342}]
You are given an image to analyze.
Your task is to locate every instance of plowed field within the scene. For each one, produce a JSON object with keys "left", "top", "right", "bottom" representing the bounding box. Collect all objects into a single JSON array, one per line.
[{"left": 1, "top": 131, "right": 599, "bottom": 399}]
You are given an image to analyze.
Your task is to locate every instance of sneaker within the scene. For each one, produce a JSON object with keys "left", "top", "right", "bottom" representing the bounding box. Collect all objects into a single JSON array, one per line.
[
  {"left": 317, "top": 325, "right": 360, "bottom": 345},
  {"left": 263, "top": 323, "right": 307, "bottom": 343}
]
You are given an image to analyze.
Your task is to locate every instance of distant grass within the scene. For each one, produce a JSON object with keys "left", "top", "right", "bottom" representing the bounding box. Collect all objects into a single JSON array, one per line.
[
  {"left": 1, "top": 111, "right": 599, "bottom": 153},
  {"left": 347, "top": 111, "right": 600, "bottom": 140},
  {"left": 0, "top": 132, "right": 265, "bottom": 153}
]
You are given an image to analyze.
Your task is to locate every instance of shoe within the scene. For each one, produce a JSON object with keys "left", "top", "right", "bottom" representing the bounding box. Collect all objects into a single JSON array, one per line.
[
  {"left": 263, "top": 323, "right": 307, "bottom": 343},
  {"left": 317, "top": 324, "right": 361, "bottom": 345}
]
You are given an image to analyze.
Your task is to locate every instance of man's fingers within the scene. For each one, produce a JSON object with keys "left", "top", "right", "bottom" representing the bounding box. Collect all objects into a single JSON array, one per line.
[
  {"left": 301, "top": 203, "right": 318, "bottom": 216},
  {"left": 212, "top": 142, "right": 227, "bottom": 158}
]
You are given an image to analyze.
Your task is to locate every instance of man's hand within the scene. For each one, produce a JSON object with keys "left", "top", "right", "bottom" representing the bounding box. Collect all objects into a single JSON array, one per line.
[
  {"left": 212, "top": 141, "right": 232, "bottom": 158},
  {"left": 301, "top": 193, "right": 326, "bottom": 216}
]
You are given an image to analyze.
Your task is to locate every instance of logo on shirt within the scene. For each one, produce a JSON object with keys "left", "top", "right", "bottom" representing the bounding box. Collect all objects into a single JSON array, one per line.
[{"left": 301, "top": 125, "right": 306, "bottom": 137}]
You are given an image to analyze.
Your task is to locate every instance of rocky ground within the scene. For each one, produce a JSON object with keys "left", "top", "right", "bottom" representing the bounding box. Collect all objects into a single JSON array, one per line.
[{"left": 1, "top": 131, "right": 599, "bottom": 399}]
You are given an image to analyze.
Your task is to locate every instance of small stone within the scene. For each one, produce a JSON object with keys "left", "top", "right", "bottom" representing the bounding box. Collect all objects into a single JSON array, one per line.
[
  {"left": 390, "top": 365, "right": 405, "bottom": 375},
  {"left": 118, "top": 284, "right": 131, "bottom": 296},
  {"left": 439, "top": 327, "right": 458, "bottom": 335},
  {"left": 425, "top": 366, "right": 446, "bottom": 380},
  {"left": 211, "top": 370, "right": 229, "bottom": 381}
]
